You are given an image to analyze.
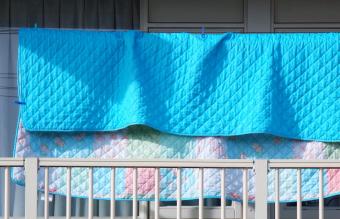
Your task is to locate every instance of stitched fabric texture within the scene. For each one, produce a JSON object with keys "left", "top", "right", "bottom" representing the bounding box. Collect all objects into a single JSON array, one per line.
[
  {"left": 13, "top": 124, "right": 340, "bottom": 202},
  {"left": 18, "top": 29, "right": 340, "bottom": 141}
]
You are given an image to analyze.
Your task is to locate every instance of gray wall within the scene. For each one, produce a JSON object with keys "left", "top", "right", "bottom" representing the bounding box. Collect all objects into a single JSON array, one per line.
[
  {"left": 141, "top": 0, "right": 340, "bottom": 33},
  {"left": 0, "top": 30, "right": 22, "bottom": 216}
]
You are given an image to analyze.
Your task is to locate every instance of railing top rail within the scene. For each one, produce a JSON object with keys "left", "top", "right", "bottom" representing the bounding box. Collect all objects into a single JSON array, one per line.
[
  {"left": 1, "top": 158, "right": 340, "bottom": 168},
  {"left": 269, "top": 159, "right": 340, "bottom": 169},
  {"left": 0, "top": 158, "right": 24, "bottom": 166},
  {"left": 38, "top": 158, "right": 255, "bottom": 168}
]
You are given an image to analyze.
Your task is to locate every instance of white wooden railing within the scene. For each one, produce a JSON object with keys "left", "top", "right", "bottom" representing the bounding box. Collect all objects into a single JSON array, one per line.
[{"left": 1, "top": 158, "right": 340, "bottom": 219}]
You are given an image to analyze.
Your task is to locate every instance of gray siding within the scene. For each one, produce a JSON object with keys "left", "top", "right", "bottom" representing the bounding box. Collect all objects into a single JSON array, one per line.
[
  {"left": 141, "top": 0, "right": 340, "bottom": 33},
  {"left": 0, "top": 0, "right": 140, "bottom": 29}
]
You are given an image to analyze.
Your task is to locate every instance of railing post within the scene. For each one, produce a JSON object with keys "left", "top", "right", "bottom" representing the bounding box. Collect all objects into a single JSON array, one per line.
[
  {"left": 25, "top": 158, "right": 38, "bottom": 219},
  {"left": 255, "top": 160, "right": 268, "bottom": 219}
]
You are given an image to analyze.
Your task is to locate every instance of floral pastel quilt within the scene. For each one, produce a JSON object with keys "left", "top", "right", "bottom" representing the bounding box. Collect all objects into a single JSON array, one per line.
[{"left": 13, "top": 123, "right": 340, "bottom": 202}]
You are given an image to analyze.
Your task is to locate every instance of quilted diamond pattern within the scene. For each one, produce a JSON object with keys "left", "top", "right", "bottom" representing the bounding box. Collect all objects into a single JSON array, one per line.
[
  {"left": 18, "top": 29, "right": 340, "bottom": 141},
  {"left": 12, "top": 124, "right": 340, "bottom": 202}
]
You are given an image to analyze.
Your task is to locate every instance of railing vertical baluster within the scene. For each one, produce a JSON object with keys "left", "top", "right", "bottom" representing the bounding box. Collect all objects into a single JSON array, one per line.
[
  {"left": 242, "top": 169, "right": 248, "bottom": 219},
  {"left": 275, "top": 169, "right": 280, "bottom": 219},
  {"left": 133, "top": 168, "right": 138, "bottom": 219},
  {"left": 297, "top": 169, "right": 302, "bottom": 219},
  {"left": 176, "top": 168, "right": 181, "bottom": 219},
  {"left": 199, "top": 168, "right": 204, "bottom": 219},
  {"left": 155, "top": 168, "right": 160, "bottom": 219},
  {"left": 139, "top": 201, "right": 148, "bottom": 219},
  {"left": 88, "top": 168, "right": 93, "bottom": 219},
  {"left": 4, "top": 167, "right": 10, "bottom": 219},
  {"left": 111, "top": 168, "right": 116, "bottom": 219},
  {"left": 255, "top": 160, "right": 268, "bottom": 219},
  {"left": 220, "top": 169, "right": 225, "bottom": 219},
  {"left": 44, "top": 168, "right": 49, "bottom": 219},
  {"left": 66, "top": 167, "right": 72, "bottom": 219},
  {"left": 319, "top": 168, "right": 324, "bottom": 219},
  {"left": 25, "top": 158, "right": 38, "bottom": 219}
]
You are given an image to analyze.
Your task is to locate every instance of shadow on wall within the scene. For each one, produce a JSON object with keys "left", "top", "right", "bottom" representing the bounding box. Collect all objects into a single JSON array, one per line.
[{"left": 0, "top": 31, "right": 22, "bottom": 216}]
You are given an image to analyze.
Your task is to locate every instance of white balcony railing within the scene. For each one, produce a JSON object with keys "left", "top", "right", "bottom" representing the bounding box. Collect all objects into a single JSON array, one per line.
[{"left": 1, "top": 158, "right": 340, "bottom": 219}]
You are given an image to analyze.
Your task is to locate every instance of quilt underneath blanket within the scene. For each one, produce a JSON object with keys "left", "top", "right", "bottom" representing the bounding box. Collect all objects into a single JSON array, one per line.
[{"left": 13, "top": 123, "right": 340, "bottom": 202}]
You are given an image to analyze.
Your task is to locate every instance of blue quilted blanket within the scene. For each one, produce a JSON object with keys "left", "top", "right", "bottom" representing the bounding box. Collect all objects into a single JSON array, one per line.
[{"left": 18, "top": 29, "right": 340, "bottom": 141}]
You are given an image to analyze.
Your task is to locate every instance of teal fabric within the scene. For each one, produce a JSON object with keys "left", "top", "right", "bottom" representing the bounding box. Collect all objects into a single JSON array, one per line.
[{"left": 18, "top": 29, "right": 340, "bottom": 141}]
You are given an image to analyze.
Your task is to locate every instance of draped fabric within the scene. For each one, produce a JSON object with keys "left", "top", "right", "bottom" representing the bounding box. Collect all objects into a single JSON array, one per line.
[
  {"left": 18, "top": 29, "right": 339, "bottom": 141},
  {"left": 13, "top": 123, "right": 340, "bottom": 202}
]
